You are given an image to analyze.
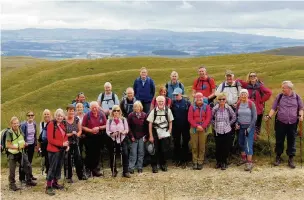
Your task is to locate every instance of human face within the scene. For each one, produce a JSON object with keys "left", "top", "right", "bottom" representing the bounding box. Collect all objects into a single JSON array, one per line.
[
  {"left": 240, "top": 92, "right": 248, "bottom": 102},
  {"left": 140, "top": 69, "right": 147, "bottom": 79},
  {"left": 112, "top": 108, "right": 121, "bottom": 118},
  {"left": 11, "top": 119, "right": 20, "bottom": 131},
  {"left": 249, "top": 73, "right": 257, "bottom": 84},
  {"left": 160, "top": 89, "right": 167, "bottom": 97},
  {"left": 27, "top": 112, "right": 35, "bottom": 123},
  {"left": 171, "top": 74, "right": 178, "bottom": 82},
  {"left": 104, "top": 85, "right": 112, "bottom": 93},
  {"left": 226, "top": 75, "right": 234, "bottom": 84},
  {"left": 43, "top": 111, "right": 51, "bottom": 122},
  {"left": 174, "top": 93, "right": 182, "bottom": 100},
  {"left": 196, "top": 98, "right": 203, "bottom": 106},
  {"left": 134, "top": 105, "right": 140, "bottom": 113},
  {"left": 127, "top": 90, "right": 134, "bottom": 99},
  {"left": 78, "top": 94, "right": 85, "bottom": 103},
  {"left": 67, "top": 108, "right": 75, "bottom": 119},
  {"left": 56, "top": 114, "right": 64, "bottom": 123},
  {"left": 157, "top": 99, "right": 165, "bottom": 109},
  {"left": 91, "top": 104, "right": 99, "bottom": 114},
  {"left": 218, "top": 97, "right": 226, "bottom": 106},
  {"left": 76, "top": 105, "right": 84, "bottom": 114},
  {"left": 282, "top": 84, "right": 292, "bottom": 96},
  {"left": 198, "top": 68, "right": 207, "bottom": 78}
]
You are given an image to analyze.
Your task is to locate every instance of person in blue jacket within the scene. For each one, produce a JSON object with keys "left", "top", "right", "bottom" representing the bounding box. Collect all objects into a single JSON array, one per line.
[{"left": 133, "top": 67, "right": 155, "bottom": 114}]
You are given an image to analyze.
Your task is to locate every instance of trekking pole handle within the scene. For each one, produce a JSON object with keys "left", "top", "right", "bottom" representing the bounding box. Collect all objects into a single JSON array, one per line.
[{"left": 299, "top": 120, "right": 303, "bottom": 137}]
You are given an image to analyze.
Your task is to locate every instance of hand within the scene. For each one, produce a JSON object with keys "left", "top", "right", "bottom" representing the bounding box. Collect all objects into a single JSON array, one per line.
[
  {"left": 299, "top": 115, "right": 303, "bottom": 122},
  {"left": 72, "top": 131, "right": 77, "bottom": 135},
  {"left": 149, "top": 136, "right": 154, "bottom": 143},
  {"left": 131, "top": 137, "right": 135, "bottom": 142},
  {"left": 63, "top": 141, "right": 69, "bottom": 147},
  {"left": 34, "top": 146, "right": 39, "bottom": 152},
  {"left": 264, "top": 115, "right": 271, "bottom": 122},
  {"left": 66, "top": 146, "right": 70, "bottom": 152},
  {"left": 235, "top": 124, "right": 240, "bottom": 130},
  {"left": 92, "top": 127, "right": 99, "bottom": 134},
  {"left": 197, "top": 126, "right": 203, "bottom": 132},
  {"left": 24, "top": 142, "right": 28, "bottom": 147}
]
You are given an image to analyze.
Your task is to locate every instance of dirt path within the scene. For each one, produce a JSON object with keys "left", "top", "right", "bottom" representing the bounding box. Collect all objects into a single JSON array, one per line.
[{"left": 1, "top": 163, "right": 304, "bottom": 200}]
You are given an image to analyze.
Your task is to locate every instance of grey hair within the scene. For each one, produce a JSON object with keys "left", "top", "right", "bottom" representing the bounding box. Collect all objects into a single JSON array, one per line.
[
  {"left": 104, "top": 82, "right": 112, "bottom": 88},
  {"left": 282, "top": 81, "right": 294, "bottom": 89},
  {"left": 156, "top": 95, "right": 165, "bottom": 102},
  {"left": 126, "top": 87, "right": 134, "bottom": 93},
  {"left": 170, "top": 71, "right": 179, "bottom": 79},
  {"left": 90, "top": 101, "right": 99, "bottom": 109},
  {"left": 54, "top": 108, "right": 65, "bottom": 118}
]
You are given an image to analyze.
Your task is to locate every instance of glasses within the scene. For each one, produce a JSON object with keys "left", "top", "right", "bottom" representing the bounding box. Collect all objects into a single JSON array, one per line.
[
  {"left": 27, "top": 114, "right": 34, "bottom": 117},
  {"left": 218, "top": 99, "right": 226, "bottom": 101},
  {"left": 113, "top": 110, "right": 120, "bottom": 112}
]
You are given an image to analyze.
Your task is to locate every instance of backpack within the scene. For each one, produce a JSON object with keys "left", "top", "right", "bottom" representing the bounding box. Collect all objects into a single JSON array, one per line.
[
  {"left": 236, "top": 100, "right": 253, "bottom": 111},
  {"left": 220, "top": 81, "right": 240, "bottom": 93},
  {"left": 193, "top": 103, "right": 208, "bottom": 121},
  {"left": 195, "top": 77, "right": 212, "bottom": 93},
  {"left": 100, "top": 92, "right": 116, "bottom": 106},
  {"left": 39, "top": 122, "right": 50, "bottom": 143},
  {"left": 1, "top": 128, "right": 13, "bottom": 154},
  {"left": 122, "top": 97, "right": 136, "bottom": 116},
  {"left": 246, "top": 81, "right": 264, "bottom": 101},
  {"left": 165, "top": 81, "right": 182, "bottom": 96},
  {"left": 152, "top": 107, "right": 170, "bottom": 131},
  {"left": 275, "top": 93, "right": 300, "bottom": 121}
]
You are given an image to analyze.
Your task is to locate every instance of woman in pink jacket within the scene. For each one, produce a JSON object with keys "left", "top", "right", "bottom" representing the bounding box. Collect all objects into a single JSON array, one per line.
[
  {"left": 106, "top": 105, "right": 130, "bottom": 178},
  {"left": 188, "top": 93, "right": 211, "bottom": 170},
  {"left": 237, "top": 72, "right": 272, "bottom": 140}
]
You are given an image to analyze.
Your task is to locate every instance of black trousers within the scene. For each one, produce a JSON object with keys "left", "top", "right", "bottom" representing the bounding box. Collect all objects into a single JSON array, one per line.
[
  {"left": 255, "top": 114, "right": 263, "bottom": 135},
  {"left": 151, "top": 130, "right": 171, "bottom": 167},
  {"left": 275, "top": 120, "right": 297, "bottom": 157},
  {"left": 64, "top": 143, "right": 84, "bottom": 179},
  {"left": 215, "top": 132, "right": 232, "bottom": 164},
  {"left": 19, "top": 144, "right": 35, "bottom": 181},
  {"left": 172, "top": 124, "right": 190, "bottom": 163},
  {"left": 47, "top": 151, "right": 64, "bottom": 181},
  {"left": 41, "top": 142, "right": 50, "bottom": 174},
  {"left": 108, "top": 138, "right": 129, "bottom": 173}
]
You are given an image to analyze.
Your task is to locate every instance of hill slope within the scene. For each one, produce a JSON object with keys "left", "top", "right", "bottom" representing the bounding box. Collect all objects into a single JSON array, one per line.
[
  {"left": 1, "top": 54, "right": 304, "bottom": 127},
  {"left": 261, "top": 46, "right": 304, "bottom": 56}
]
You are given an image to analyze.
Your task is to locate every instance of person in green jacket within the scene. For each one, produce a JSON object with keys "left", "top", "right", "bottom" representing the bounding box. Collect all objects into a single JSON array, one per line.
[{"left": 6, "top": 116, "right": 37, "bottom": 191}]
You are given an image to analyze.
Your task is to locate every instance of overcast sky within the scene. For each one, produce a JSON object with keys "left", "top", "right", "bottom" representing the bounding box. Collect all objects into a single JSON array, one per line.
[{"left": 1, "top": 1, "right": 304, "bottom": 39}]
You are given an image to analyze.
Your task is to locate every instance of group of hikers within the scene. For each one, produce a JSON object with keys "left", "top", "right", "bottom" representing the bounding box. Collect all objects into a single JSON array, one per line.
[{"left": 2, "top": 66, "right": 303, "bottom": 196}]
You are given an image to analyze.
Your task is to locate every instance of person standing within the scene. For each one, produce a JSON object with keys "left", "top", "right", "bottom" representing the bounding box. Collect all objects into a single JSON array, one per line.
[
  {"left": 265, "top": 81, "right": 303, "bottom": 168},
  {"left": 97, "top": 82, "right": 120, "bottom": 117},
  {"left": 165, "top": 71, "right": 185, "bottom": 99},
  {"left": 120, "top": 87, "right": 137, "bottom": 117},
  {"left": 133, "top": 67, "right": 156, "bottom": 114}
]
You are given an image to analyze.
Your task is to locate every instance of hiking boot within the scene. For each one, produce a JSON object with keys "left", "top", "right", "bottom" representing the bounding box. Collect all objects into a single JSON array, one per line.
[
  {"left": 237, "top": 159, "right": 247, "bottom": 166},
  {"left": 92, "top": 170, "right": 103, "bottom": 177},
  {"left": 138, "top": 169, "right": 143, "bottom": 174},
  {"left": 160, "top": 165, "right": 168, "bottom": 172},
  {"left": 66, "top": 178, "right": 73, "bottom": 183},
  {"left": 123, "top": 172, "right": 131, "bottom": 178},
  {"left": 45, "top": 186, "right": 55, "bottom": 196},
  {"left": 129, "top": 169, "right": 134, "bottom": 174},
  {"left": 197, "top": 164, "right": 203, "bottom": 170},
  {"left": 181, "top": 162, "right": 187, "bottom": 169},
  {"left": 152, "top": 166, "right": 158, "bottom": 173},
  {"left": 244, "top": 162, "right": 253, "bottom": 171},
  {"left": 9, "top": 184, "right": 20, "bottom": 191},
  {"left": 26, "top": 180, "right": 37, "bottom": 186},
  {"left": 192, "top": 163, "right": 198, "bottom": 170},
  {"left": 31, "top": 176, "right": 37, "bottom": 181},
  {"left": 288, "top": 157, "right": 296, "bottom": 169},
  {"left": 215, "top": 162, "right": 221, "bottom": 169},
  {"left": 221, "top": 163, "right": 227, "bottom": 170},
  {"left": 112, "top": 170, "right": 118, "bottom": 177},
  {"left": 52, "top": 182, "right": 64, "bottom": 190},
  {"left": 274, "top": 156, "right": 282, "bottom": 166}
]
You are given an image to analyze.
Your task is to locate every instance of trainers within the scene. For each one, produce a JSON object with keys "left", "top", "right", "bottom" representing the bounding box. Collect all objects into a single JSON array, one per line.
[
  {"left": 244, "top": 162, "right": 253, "bottom": 171},
  {"left": 181, "top": 162, "right": 187, "bottom": 169},
  {"left": 160, "top": 165, "right": 168, "bottom": 172},
  {"left": 237, "top": 159, "right": 247, "bottom": 166},
  {"left": 123, "top": 172, "right": 131, "bottom": 178},
  {"left": 45, "top": 186, "right": 55, "bottom": 196},
  {"left": 197, "top": 164, "right": 203, "bottom": 170},
  {"left": 288, "top": 157, "right": 296, "bottom": 169},
  {"left": 274, "top": 156, "right": 282, "bottom": 166},
  {"left": 92, "top": 171, "right": 103, "bottom": 177},
  {"left": 9, "top": 184, "right": 20, "bottom": 191},
  {"left": 26, "top": 180, "right": 37, "bottom": 186},
  {"left": 52, "top": 182, "right": 64, "bottom": 190},
  {"left": 192, "top": 163, "right": 198, "bottom": 170}
]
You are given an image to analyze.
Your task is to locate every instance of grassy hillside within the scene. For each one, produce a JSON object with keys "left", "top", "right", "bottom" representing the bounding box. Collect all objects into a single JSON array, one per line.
[
  {"left": 1, "top": 54, "right": 304, "bottom": 128},
  {"left": 261, "top": 46, "right": 304, "bottom": 56}
]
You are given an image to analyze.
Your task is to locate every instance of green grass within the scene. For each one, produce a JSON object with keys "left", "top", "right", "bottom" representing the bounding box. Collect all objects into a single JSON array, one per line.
[{"left": 1, "top": 54, "right": 304, "bottom": 166}]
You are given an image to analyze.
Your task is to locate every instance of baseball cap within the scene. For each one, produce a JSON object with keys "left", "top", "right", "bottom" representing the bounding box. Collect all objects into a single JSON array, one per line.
[
  {"left": 225, "top": 70, "right": 234, "bottom": 76},
  {"left": 172, "top": 88, "right": 183, "bottom": 95}
]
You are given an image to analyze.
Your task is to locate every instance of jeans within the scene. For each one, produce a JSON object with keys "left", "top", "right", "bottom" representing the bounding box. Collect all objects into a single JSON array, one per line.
[
  {"left": 238, "top": 124, "right": 255, "bottom": 155},
  {"left": 275, "top": 120, "right": 297, "bottom": 157},
  {"left": 129, "top": 137, "right": 145, "bottom": 170}
]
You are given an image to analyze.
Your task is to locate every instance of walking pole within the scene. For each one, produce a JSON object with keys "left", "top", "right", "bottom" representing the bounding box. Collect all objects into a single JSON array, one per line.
[
  {"left": 112, "top": 133, "right": 116, "bottom": 177},
  {"left": 266, "top": 120, "right": 272, "bottom": 167},
  {"left": 20, "top": 149, "right": 24, "bottom": 193},
  {"left": 120, "top": 132, "right": 123, "bottom": 167},
  {"left": 299, "top": 120, "right": 303, "bottom": 169},
  {"left": 77, "top": 142, "right": 87, "bottom": 180}
]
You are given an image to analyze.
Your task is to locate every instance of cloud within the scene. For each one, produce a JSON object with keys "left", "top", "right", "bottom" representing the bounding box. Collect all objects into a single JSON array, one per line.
[{"left": 1, "top": 1, "right": 304, "bottom": 39}]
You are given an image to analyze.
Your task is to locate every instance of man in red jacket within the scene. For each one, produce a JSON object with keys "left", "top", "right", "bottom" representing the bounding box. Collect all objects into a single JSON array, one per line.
[{"left": 188, "top": 93, "right": 211, "bottom": 170}]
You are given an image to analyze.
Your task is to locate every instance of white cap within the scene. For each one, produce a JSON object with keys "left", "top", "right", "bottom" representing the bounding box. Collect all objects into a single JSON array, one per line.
[{"left": 240, "top": 89, "right": 249, "bottom": 95}]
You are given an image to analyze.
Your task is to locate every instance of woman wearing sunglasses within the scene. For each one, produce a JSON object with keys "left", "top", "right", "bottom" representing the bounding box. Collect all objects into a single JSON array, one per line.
[
  {"left": 20, "top": 111, "right": 38, "bottom": 181},
  {"left": 237, "top": 72, "right": 272, "bottom": 140},
  {"left": 212, "top": 93, "right": 236, "bottom": 170},
  {"left": 106, "top": 105, "right": 130, "bottom": 178}
]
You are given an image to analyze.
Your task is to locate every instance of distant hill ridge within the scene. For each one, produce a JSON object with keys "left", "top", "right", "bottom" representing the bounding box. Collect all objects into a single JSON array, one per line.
[{"left": 261, "top": 46, "right": 304, "bottom": 56}]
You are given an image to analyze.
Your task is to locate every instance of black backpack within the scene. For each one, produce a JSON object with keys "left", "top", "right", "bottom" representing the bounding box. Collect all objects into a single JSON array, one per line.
[
  {"left": 152, "top": 107, "right": 170, "bottom": 131},
  {"left": 100, "top": 92, "right": 116, "bottom": 106},
  {"left": 1, "top": 128, "right": 13, "bottom": 154}
]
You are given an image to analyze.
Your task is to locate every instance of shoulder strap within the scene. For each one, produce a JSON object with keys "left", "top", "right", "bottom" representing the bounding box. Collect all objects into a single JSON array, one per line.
[
  {"left": 221, "top": 82, "right": 226, "bottom": 92},
  {"left": 276, "top": 93, "right": 284, "bottom": 110},
  {"left": 42, "top": 122, "right": 45, "bottom": 129},
  {"left": 165, "top": 82, "right": 168, "bottom": 90},
  {"left": 165, "top": 106, "right": 169, "bottom": 123},
  {"left": 112, "top": 93, "right": 115, "bottom": 102},
  {"left": 53, "top": 120, "right": 57, "bottom": 139},
  {"left": 179, "top": 82, "right": 182, "bottom": 89}
]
